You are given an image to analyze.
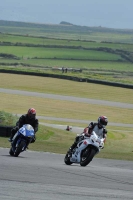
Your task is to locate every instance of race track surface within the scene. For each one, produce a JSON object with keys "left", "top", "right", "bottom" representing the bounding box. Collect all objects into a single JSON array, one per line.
[{"left": 0, "top": 148, "right": 133, "bottom": 200}]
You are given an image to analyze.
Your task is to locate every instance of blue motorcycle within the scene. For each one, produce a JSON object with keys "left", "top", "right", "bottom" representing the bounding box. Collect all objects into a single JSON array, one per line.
[{"left": 9, "top": 124, "right": 35, "bottom": 157}]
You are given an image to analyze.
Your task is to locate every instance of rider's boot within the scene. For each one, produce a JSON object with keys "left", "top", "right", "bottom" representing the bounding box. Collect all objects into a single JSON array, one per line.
[
  {"left": 8, "top": 128, "right": 17, "bottom": 142},
  {"left": 67, "top": 142, "right": 77, "bottom": 155},
  {"left": 8, "top": 133, "right": 14, "bottom": 142}
]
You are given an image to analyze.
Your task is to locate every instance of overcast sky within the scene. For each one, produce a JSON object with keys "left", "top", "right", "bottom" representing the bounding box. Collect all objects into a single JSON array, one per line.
[{"left": 0, "top": 0, "right": 133, "bottom": 29}]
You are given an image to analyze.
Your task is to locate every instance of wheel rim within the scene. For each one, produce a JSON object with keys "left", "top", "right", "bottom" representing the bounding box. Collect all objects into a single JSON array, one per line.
[
  {"left": 81, "top": 148, "right": 91, "bottom": 162},
  {"left": 81, "top": 156, "right": 87, "bottom": 162}
]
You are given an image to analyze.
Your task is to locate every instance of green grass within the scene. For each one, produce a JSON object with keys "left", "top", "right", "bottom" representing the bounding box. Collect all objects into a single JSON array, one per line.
[
  {"left": 1, "top": 23, "right": 133, "bottom": 43},
  {"left": 0, "top": 32, "right": 133, "bottom": 85},
  {"left": 0, "top": 73, "right": 133, "bottom": 104},
  {"left": 1, "top": 33, "right": 133, "bottom": 51},
  {"left": 1, "top": 58, "right": 133, "bottom": 72},
  {"left": 0, "top": 110, "right": 18, "bottom": 126},
  {"left": 1, "top": 66, "right": 133, "bottom": 85},
  {"left": 0, "top": 46, "right": 122, "bottom": 61},
  {"left": 1, "top": 93, "right": 133, "bottom": 124}
]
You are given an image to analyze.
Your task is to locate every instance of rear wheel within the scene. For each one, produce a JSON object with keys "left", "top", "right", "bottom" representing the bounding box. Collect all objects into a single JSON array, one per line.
[
  {"left": 14, "top": 141, "right": 26, "bottom": 157},
  {"left": 80, "top": 147, "right": 97, "bottom": 167},
  {"left": 64, "top": 153, "right": 73, "bottom": 165}
]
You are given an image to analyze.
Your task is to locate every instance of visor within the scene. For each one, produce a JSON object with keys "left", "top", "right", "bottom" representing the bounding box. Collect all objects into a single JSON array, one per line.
[{"left": 28, "top": 113, "right": 36, "bottom": 119}]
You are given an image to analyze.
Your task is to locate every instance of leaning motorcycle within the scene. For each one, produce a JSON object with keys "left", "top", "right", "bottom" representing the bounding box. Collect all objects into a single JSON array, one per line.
[
  {"left": 64, "top": 131, "right": 104, "bottom": 167},
  {"left": 9, "top": 124, "right": 35, "bottom": 157}
]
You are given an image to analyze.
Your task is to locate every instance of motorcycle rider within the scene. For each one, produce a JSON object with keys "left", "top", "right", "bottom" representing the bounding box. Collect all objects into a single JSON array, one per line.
[
  {"left": 68, "top": 116, "right": 108, "bottom": 154},
  {"left": 8, "top": 108, "right": 39, "bottom": 143}
]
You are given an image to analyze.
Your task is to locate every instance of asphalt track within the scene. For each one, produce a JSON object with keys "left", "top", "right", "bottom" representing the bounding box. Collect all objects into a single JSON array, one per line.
[{"left": 0, "top": 148, "right": 133, "bottom": 200}]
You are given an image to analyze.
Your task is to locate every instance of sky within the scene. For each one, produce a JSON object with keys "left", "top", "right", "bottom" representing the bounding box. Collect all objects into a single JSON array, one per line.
[{"left": 0, "top": 0, "right": 133, "bottom": 29}]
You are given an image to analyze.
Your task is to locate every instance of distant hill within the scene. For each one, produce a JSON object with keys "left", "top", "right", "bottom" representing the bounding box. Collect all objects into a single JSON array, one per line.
[
  {"left": 60, "top": 21, "right": 73, "bottom": 26},
  {"left": 0, "top": 20, "right": 133, "bottom": 34},
  {"left": 1, "top": 19, "right": 133, "bottom": 44}
]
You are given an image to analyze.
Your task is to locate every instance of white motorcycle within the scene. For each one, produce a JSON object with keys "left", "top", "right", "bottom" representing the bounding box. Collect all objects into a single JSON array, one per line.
[{"left": 64, "top": 131, "right": 104, "bottom": 167}]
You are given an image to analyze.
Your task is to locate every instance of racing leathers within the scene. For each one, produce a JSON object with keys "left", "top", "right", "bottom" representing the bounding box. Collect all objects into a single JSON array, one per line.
[
  {"left": 9, "top": 114, "right": 39, "bottom": 142},
  {"left": 68, "top": 122, "right": 107, "bottom": 153}
]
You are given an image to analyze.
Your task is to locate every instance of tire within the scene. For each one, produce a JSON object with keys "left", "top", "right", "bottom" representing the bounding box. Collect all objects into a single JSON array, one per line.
[
  {"left": 14, "top": 141, "right": 26, "bottom": 157},
  {"left": 80, "top": 147, "right": 96, "bottom": 167},
  {"left": 9, "top": 147, "right": 14, "bottom": 156},
  {"left": 64, "top": 153, "right": 73, "bottom": 165}
]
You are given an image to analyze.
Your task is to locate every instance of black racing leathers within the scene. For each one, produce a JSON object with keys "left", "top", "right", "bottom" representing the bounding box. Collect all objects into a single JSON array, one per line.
[
  {"left": 16, "top": 114, "right": 39, "bottom": 133},
  {"left": 10, "top": 114, "right": 39, "bottom": 141}
]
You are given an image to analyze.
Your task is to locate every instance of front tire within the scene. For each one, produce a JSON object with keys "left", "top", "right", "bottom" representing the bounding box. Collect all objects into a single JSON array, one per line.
[
  {"left": 80, "top": 148, "right": 96, "bottom": 167},
  {"left": 9, "top": 147, "right": 14, "bottom": 156},
  {"left": 14, "top": 141, "right": 26, "bottom": 157},
  {"left": 64, "top": 153, "right": 73, "bottom": 165}
]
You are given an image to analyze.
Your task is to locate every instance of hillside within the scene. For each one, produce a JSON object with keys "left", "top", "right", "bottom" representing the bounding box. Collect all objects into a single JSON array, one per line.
[{"left": 0, "top": 20, "right": 133, "bottom": 43}]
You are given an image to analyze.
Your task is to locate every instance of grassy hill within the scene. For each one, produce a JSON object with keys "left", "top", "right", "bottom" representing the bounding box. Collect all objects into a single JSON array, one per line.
[{"left": 1, "top": 20, "right": 133, "bottom": 43}]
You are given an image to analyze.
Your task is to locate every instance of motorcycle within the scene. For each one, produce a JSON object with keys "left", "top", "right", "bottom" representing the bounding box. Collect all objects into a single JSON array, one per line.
[
  {"left": 64, "top": 131, "right": 104, "bottom": 167},
  {"left": 9, "top": 124, "right": 35, "bottom": 157}
]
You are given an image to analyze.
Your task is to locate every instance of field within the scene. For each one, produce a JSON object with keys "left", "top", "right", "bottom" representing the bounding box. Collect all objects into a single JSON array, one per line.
[
  {"left": 0, "top": 20, "right": 133, "bottom": 84},
  {"left": 0, "top": 21, "right": 133, "bottom": 160}
]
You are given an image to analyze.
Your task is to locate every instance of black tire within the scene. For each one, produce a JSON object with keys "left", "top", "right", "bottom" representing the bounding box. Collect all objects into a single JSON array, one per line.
[
  {"left": 9, "top": 147, "right": 14, "bottom": 156},
  {"left": 14, "top": 141, "right": 26, "bottom": 157},
  {"left": 64, "top": 153, "right": 73, "bottom": 165},
  {"left": 80, "top": 147, "right": 96, "bottom": 167}
]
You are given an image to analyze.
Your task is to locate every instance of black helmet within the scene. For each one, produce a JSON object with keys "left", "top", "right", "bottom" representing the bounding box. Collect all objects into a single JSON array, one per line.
[{"left": 98, "top": 116, "right": 108, "bottom": 128}]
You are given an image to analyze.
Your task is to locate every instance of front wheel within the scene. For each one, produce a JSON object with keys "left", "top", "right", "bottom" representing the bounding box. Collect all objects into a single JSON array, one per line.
[
  {"left": 14, "top": 141, "right": 26, "bottom": 157},
  {"left": 9, "top": 147, "right": 14, "bottom": 156},
  {"left": 80, "top": 148, "right": 97, "bottom": 167},
  {"left": 64, "top": 153, "right": 73, "bottom": 165}
]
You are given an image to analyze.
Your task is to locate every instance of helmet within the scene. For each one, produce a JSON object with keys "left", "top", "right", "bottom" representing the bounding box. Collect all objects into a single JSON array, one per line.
[
  {"left": 27, "top": 108, "right": 36, "bottom": 119},
  {"left": 98, "top": 116, "right": 108, "bottom": 128}
]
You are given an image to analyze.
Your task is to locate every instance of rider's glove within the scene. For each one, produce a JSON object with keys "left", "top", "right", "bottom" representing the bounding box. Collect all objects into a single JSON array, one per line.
[
  {"left": 11, "top": 126, "right": 19, "bottom": 134},
  {"left": 31, "top": 136, "right": 36, "bottom": 143},
  {"left": 81, "top": 135, "right": 84, "bottom": 140},
  {"left": 99, "top": 142, "right": 104, "bottom": 149}
]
